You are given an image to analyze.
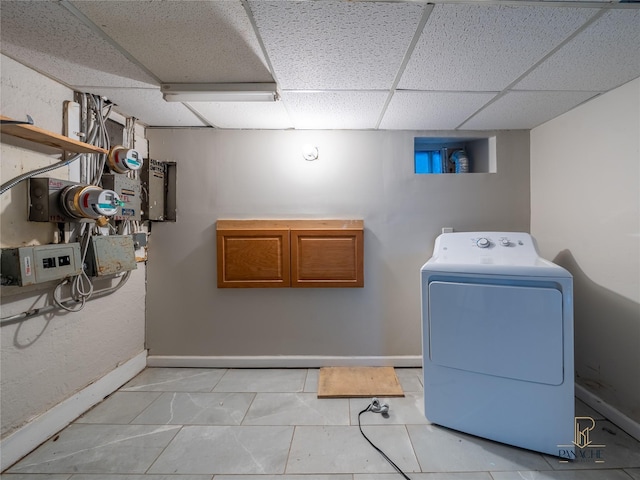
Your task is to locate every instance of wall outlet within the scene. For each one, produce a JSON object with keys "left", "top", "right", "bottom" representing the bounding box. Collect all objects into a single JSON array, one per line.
[{"left": 442, "top": 227, "right": 454, "bottom": 234}]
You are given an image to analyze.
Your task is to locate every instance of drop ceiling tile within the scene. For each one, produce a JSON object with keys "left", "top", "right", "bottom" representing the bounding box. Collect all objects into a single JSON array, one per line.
[
  {"left": 187, "top": 101, "right": 292, "bottom": 130},
  {"left": 0, "top": 1, "right": 157, "bottom": 89},
  {"left": 399, "top": 4, "right": 596, "bottom": 91},
  {"left": 460, "top": 91, "right": 599, "bottom": 130},
  {"left": 379, "top": 91, "right": 496, "bottom": 130},
  {"left": 83, "top": 88, "right": 206, "bottom": 127},
  {"left": 248, "top": 1, "right": 425, "bottom": 90},
  {"left": 514, "top": 9, "right": 640, "bottom": 92},
  {"left": 282, "top": 91, "right": 388, "bottom": 129},
  {"left": 72, "top": 0, "right": 272, "bottom": 83}
]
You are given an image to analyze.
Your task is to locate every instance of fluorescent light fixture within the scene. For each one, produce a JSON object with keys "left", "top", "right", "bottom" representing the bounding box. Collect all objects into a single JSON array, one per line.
[{"left": 161, "top": 83, "right": 278, "bottom": 102}]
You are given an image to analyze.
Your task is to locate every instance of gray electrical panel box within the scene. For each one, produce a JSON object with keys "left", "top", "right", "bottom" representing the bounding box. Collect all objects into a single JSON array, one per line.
[
  {"left": 1, "top": 243, "right": 82, "bottom": 286},
  {"left": 101, "top": 174, "right": 141, "bottom": 221},
  {"left": 141, "top": 158, "right": 176, "bottom": 221},
  {"left": 29, "top": 177, "right": 82, "bottom": 223},
  {"left": 85, "top": 235, "right": 137, "bottom": 277}
]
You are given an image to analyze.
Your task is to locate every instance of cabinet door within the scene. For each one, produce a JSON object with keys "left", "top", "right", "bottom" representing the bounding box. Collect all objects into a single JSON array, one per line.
[
  {"left": 217, "top": 229, "right": 290, "bottom": 288},
  {"left": 290, "top": 229, "right": 364, "bottom": 288}
]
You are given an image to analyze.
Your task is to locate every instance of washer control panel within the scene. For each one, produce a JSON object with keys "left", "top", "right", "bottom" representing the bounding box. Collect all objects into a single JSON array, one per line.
[
  {"left": 432, "top": 232, "right": 539, "bottom": 265},
  {"left": 473, "top": 235, "right": 522, "bottom": 249}
]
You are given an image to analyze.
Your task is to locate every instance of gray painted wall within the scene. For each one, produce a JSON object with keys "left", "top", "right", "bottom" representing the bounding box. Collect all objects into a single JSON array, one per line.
[
  {"left": 145, "top": 128, "right": 530, "bottom": 359},
  {"left": 0, "top": 55, "right": 146, "bottom": 438},
  {"left": 531, "top": 78, "right": 640, "bottom": 423}
]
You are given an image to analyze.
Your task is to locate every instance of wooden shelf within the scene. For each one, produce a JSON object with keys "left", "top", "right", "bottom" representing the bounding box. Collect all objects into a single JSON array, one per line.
[{"left": 0, "top": 115, "right": 108, "bottom": 154}]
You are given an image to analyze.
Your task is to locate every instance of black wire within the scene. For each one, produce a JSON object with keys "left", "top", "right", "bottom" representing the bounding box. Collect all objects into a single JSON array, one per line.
[{"left": 358, "top": 403, "right": 413, "bottom": 480}]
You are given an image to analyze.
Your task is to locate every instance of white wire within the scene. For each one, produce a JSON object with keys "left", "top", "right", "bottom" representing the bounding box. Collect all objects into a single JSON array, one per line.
[
  {"left": 50, "top": 93, "right": 136, "bottom": 314},
  {"left": 53, "top": 278, "right": 86, "bottom": 312}
]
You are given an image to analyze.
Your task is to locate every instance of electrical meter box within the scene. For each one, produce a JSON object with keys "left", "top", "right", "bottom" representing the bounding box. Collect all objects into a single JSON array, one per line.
[
  {"left": 101, "top": 174, "right": 141, "bottom": 221},
  {"left": 29, "top": 177, "right": 82, "bottom": 223},
  {"left": 141, "top": 158, "right": 176, "bottom": 221},
  {"left": 1, "top": 243, "right": 82, "bottom": 286},
  {"left": 85, "top": 235, "right": 137, "bottom": 277}
]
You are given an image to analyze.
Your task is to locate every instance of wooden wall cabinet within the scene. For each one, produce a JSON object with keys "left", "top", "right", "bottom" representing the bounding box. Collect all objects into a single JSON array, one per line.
[{"left": 217, "top": 220, "right": 364, "bottom": 288}]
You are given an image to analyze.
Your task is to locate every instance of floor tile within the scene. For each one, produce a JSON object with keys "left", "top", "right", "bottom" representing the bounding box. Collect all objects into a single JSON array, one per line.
[
  {"left": 395, "top": 368, "right": 424, "bottom": 393},
  {"left": 213, "top": 369, "right": 306, "bottom": 393},
  {"left": 575, "top": 398, "right": 606, "bottom": 420},
  {"left": 7, "top": 424, "right": 180, "bottom": 474},
  {"left": 626, "top": 468, "right": 640, "bottom": 479},
  {"left": 74, "top": 392, "right": 162, "bottom": 424},
  {"left": 0, "top": 475, "right": 72, "bottom": 479},
  {"left": 68, "top": 475, "right": 213, "bottom": 480},
  {"left": 407, "top": 424, "right": 549, "bottom": 472},
  {"left": 147, "top": 425, "right": 293, "bottom": 475},
  {"left": 491, "top": 470, "right": 635, "bottom": 479},
  {"left": 355, "top": 474, "right": 492, "bottom": 479},
  {"left": 7, "top": 366, "right": 637, "bottom": 480},
  {"left": 121, "top": 368, "right": 226, "bottom": 392},
  {"left": 242, "top": 393, "right": 349, "bottom": 425},
  {"left": 350, "top": 392, "right": 429, "bottom": 425},
  {"left": 131, "top": 392, "right": 254, "bottom": 425},
  {"left": 543, "top": 420, "right": 640, "bottom": 470},
  {"left": 286, "top": 425, "right": 420, "bottom": 474},
  {"left": 304, "top": 368, "right": 319, "bottom": 392},
  {"left": 214, "top": 476, "right": 351, "bottom": 480}
]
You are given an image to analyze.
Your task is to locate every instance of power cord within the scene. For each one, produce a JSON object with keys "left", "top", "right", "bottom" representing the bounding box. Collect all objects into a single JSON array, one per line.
[{"left": 358, "top": 397, "right": 412, "bottom": 480}]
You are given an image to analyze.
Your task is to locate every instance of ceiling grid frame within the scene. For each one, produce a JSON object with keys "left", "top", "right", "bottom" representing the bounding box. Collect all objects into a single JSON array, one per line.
[
  {"left": 455, "top": 6, "right": 609, "bottom": 129},
  {"left": 374, "top": 3, "right": 435, "bottom": 129},
  {"left": 240, "top": 0, "right": 295, "bottom": 128},
  {"left": 1, "top": 0, "right": 638, "bottom": 130},
  {"left": 59, "top": 0, "right": 162, "bottom": 85}
]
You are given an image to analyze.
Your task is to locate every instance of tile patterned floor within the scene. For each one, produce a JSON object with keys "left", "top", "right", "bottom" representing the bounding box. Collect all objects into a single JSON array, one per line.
[{"left": 3, "top": 367, "right": 640, "bottom": 480}]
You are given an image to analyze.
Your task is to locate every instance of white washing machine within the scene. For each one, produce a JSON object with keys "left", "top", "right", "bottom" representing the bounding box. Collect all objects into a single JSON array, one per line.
[{"left": 421, "top": 232, "right": 574, "bottom": 458}]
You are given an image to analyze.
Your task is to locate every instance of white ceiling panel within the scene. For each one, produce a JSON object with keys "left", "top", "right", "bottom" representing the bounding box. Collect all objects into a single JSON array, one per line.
[
  {"left": 399, "top": 4, "right": 596, "bottom": 91},
  {"left": 514, "top": 9, "right": 640, "bottom": 92},
  {"left": 380, "top": 91, "right": 497, "bottom": 130},
  {"left": 282, "top": 91, "right": 388, "bottom": 130},
  {"left": 248, "top": 0, "right": 425, "bottom": 90},
  {"left": 72, "top": 0, "right": 273, "bottom": 83},
  {"left": 460, "top": 91, "right": 599, "bottom": 130},
  {"left": 187, "top": 102, "right": 293, "bottom": 130},
  {"left": 0, "top": 1, "right": 157, "bottom": 89},
  {"left": 1, "top": 0, "right": 637, "bottom": 131},
  {"left": 83, "top": 88, "right": 206, "bottom": 128}
]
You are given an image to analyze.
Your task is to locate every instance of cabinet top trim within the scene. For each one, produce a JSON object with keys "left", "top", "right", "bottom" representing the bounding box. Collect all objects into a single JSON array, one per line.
[
  {"left": 217, "top": 219, "right": 364, "bottom": 230},
  {"left": 1, "top": 115, "right": 109, "bottom": 154}
]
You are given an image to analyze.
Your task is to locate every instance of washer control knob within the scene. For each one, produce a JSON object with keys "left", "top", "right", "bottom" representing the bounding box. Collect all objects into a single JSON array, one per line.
[
  {"left": 500, "top": 238, "right": 510, "bottom": 246},
  {"left": 476, "top": 237, "right": 490, "bottom": 248}
]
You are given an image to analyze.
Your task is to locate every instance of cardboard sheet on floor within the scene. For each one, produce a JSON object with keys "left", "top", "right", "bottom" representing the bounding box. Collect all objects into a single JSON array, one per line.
[{"left": 317, "top": 366, "right": 404, "bottom": 398}]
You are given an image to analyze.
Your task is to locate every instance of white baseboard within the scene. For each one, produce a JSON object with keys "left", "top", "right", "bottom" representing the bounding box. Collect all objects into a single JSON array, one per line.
[
  {"left": 576, "top": 383, "right": 640, "bottom": 442},
  {"left": 146, "top": 355, "right": 422, "bottom": 369},
  {"left": 1, "top": 350, "right": 147, "bottom": 472}
]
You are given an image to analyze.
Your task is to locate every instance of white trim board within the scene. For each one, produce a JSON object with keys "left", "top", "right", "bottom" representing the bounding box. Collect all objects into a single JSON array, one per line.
[
  {"left": 575, "top": 383, "right": 640, "bottom": 442},
  {"left": 147, "top": 355, "right": 423, "bottom": 368},
  {"left": 0, "top": 350, "right": 147, "bottom": 472}
]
